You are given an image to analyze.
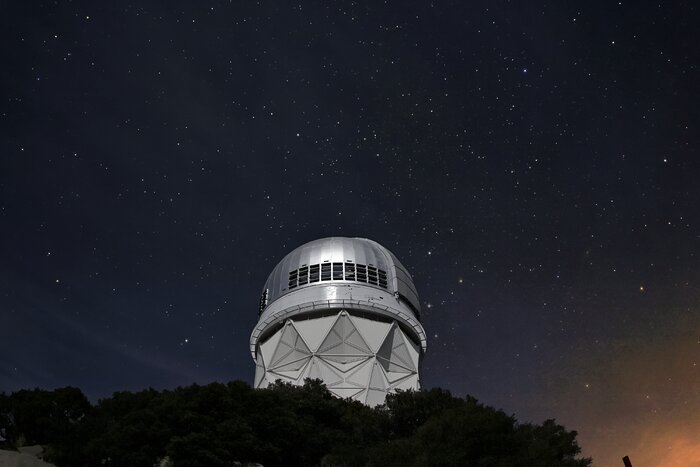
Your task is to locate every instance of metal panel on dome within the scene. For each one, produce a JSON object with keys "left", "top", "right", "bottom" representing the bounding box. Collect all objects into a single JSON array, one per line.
[{"left": 374, "top": 243, "right": 422, "bottom": 316}]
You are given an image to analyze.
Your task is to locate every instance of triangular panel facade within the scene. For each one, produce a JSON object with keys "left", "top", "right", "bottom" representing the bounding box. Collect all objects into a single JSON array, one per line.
[
  {"left": 269, "top": 321, "right": 311, "bottom": 370},
  {"left": 255, "top": 311, "right": 421, "bottom": 406}
]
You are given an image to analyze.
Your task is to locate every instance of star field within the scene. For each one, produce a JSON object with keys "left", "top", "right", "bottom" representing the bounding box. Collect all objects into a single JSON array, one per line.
[{"left": 1, "top": 1, "right": 699, "bottom": 465}]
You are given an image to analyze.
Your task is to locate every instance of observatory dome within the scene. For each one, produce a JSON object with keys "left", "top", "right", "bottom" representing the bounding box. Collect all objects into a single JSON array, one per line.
[
  {"left": 261, "top": 237, "right": 421, "bottom": 317},
  {"left": 250, "top": 237, "right": 427, "bottom": 406}
]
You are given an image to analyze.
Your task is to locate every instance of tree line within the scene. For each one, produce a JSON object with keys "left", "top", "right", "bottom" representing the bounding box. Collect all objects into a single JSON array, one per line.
[{"left": 0, "top": 380, "right": 591, "bottom": 467}]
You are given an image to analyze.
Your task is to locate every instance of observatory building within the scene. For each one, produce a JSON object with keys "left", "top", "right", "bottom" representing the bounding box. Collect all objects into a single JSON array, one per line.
[{"left": 250, "top": 237, "right": 427, "bottom": 406}]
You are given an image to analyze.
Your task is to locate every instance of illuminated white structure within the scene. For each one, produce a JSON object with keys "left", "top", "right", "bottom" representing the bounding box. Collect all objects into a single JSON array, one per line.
[{"left": 250, "top": 237, "right": 427, "bottom": 406}]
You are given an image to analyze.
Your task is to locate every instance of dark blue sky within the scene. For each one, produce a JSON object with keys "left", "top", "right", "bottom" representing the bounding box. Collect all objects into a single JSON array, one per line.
[{"left": 2, "top": 1, "right": 699, "bottom": 464}]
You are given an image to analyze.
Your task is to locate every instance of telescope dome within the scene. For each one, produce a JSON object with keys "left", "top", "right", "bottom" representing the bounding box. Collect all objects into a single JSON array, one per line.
[
  {"left": 250, "top": 237, "right": 427, "bottom": 406},
  {"left": 259, "top": 237, "right": 421, "bottom": 319}
]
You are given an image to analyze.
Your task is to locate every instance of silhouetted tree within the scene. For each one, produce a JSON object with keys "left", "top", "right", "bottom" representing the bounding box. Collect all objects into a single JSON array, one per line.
[
  {"left": 1, "top": 381, "right": 590, "bottom": 467},
  {"left": 0, "top": 387, "right": 89, "bottom": 449}
]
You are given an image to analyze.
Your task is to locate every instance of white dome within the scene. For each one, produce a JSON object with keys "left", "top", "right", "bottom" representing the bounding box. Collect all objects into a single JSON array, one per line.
[{"left": 260, "top": 237, "right": 421, "bottom": 319}]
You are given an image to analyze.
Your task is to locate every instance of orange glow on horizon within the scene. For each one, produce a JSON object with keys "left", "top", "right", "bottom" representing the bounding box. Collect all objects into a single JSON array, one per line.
[{"left": 543, "top": 313, "right": 700, "bottom": 467}]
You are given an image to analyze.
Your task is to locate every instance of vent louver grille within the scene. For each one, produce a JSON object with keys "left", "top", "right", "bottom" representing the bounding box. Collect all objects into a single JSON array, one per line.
[
  {"left": 258, "top": 288, "right": 268, "bottom": 315},
  {"left": 345, "top": 263, "right": 355, "bottom": 281},
  {"left": 309, "top": 264, "right": 320, "bottom": 282},
  {"left": 286, "top": 262, "right": 389, "bottom": 292},
  {"left": 332, "top": 263, "right": 343, "bottom": 280},
  {"left": 321, "top": 263, "right": 331, "bottom": 281},
  {"left": 298, "top": 266, "right": 309, "bottom": 285}
]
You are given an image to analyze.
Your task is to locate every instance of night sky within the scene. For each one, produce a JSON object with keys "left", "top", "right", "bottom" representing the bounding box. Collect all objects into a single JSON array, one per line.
[{"left": 2, "top": 1, "right": 699, "bottom": 465}]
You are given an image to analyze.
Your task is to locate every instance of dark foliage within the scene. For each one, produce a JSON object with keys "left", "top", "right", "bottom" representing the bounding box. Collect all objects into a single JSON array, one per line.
[
  {"left": 0, "top": 381, "right": 591, "bottom": 467},
  {"left": 0, "top": 387, "right": 89, "bottom": 454}
]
